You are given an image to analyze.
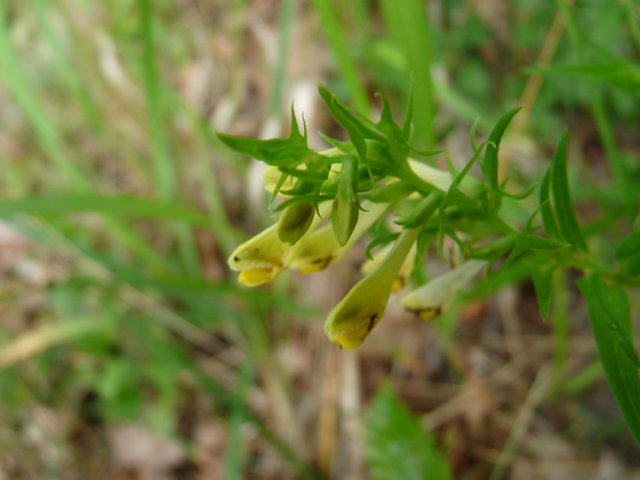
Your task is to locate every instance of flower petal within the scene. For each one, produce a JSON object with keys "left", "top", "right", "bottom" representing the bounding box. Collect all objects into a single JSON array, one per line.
[{"left": 324, "top": 227, "right": 421, "bottom": 349}]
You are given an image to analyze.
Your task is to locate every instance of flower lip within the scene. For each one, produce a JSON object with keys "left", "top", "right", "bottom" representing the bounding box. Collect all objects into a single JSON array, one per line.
[
  {"left": 239, "top": 267, "right": 279, "bottom": 286},
  {"left": 228, "top": 202, "right": 333, "bottom": 286}
]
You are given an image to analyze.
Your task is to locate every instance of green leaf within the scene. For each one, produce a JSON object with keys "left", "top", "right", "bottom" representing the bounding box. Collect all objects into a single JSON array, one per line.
[
  {"left": 318, "top": 85, "right": 383, "bottom": 161},
  {"left": 577, "top": 273, "right": 640, "bottom": 446},
  {"left": 539, "top": 169, "right": 560, "bottom": 239},
  {"left": 437, "top": 141, "right": 488, "bottom": 249},
  {"left": 365, "top": 232, "right": 400, "bottom": 260},
  {"left": 365, "top": 385, "right": 452, "bottom": 480},
  {"left": 528, "top": 259, "right": 554, "bottom": 320},
  {"left": 516, "top": 234, "right": 568, "bottom": 251},
  {"left": 376, "top": 93, "right": 409, "bottom": 165},
  {"left": 616, "top": 230, "right": 640, "bottom": 260},
  {"left": 216, "top": 109, "right": 318, "bottom": 168},
  {"left": 621, "top": 251, "right": 640, "bottom": 276},
  {"left": 396, "top": 191, "right": 442, "bottom": 228},
  {"left": 550, "top": 130, "right": 587, "bottom": 250},
  {"left": 482, "top": 106, "right": 521, "bottom": 191}
]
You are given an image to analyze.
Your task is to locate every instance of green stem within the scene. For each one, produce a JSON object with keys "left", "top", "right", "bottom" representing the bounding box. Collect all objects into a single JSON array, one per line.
[{"left": 552, "top": 268, "right": 569, "bottom": 386}]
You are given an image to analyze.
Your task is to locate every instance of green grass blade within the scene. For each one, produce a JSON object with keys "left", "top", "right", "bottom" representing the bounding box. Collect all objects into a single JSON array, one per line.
[
  {"left": 32, "top": 0, "right": 103, "bottom": 133},
  {"left": 138, "top": 0, "right": 200, "bottom": 274},
  {"left": 166, "top": 90, "right": 244, "bottom": 256},
  {"left": 0, "top": 3, "right": 85, "bottom": 189},
  {"left": 310, "top": 0, "right": 370, "bottom": 114},
  {"left": 223, "top": 360, "right": 254, "bottom": 480},
  {"left": 269, "top": 0, "right": 294, "bottom": 118},
  {"left": 0, "top": 3, "right": 171, "bottom": 270},
  {"left": 379, "top": 0, "right": 435, "bottom": 148},
  {"left": 550, "top": 130, "right": 587, "bottom": 250},
  {"left": 138, "top": 0, "right": 175, "bottom": 200},
  {"left": 0, "top": 194, "right": 213, "bottom": 227},
  {"left": 577, "top": 273, "right": 640, "bottom": 445},
  {"left": 532, "top": 63, "right": 640, "bottom": 95}
]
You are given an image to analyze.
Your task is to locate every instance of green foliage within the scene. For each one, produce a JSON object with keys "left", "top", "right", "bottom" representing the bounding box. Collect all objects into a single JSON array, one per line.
[
  {"left": 365, "top": 386, "right": 452, "bottom": 480},
  {"left": 218, "top": 111, "right": 319, "bottom": 168},
  {"left": 482, "top": 106, "right": 522, "bottom": 193},
  {"left": 549, "top": 130, "right": 587, "bottom": 251},
  {"left": 577, "top": 274, "right": 640, "bottom": 445}
]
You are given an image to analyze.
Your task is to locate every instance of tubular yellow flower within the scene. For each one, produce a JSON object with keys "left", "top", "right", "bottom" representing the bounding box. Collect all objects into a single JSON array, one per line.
[
  {"left": 324, "top": 227, "right": 421, "bottom": 349},
  {"left": 400, "top": 259, "right": 487, "bottom": 320},
  {"left": 228, "top": 223, "right": 290, "bottom": 286},
  {"left": 289, "top": 200, "right": 389, "bottom": 274},
  {"left": 331, "top": 156, "right": 359, "bottom": 246},
  {"left": 362, "top": 242, "right": 417, "bottom": 292},
  {"left": 228, "top": 202, "right": 331, "bottom": 286}
]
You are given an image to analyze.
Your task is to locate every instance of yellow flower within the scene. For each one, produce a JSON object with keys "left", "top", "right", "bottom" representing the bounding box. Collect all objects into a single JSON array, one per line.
[
  {"left": 228, "top": 202, "right": 331, "bottom": 286},
  {"left": 361, "top": 242, "right": 417, "bottom": 292},
  {"left": 400, "top": 260, "right": 487, "bottom": 320},
  {"left": 324, "top": 227, "right": 421, "bottom": 349}
]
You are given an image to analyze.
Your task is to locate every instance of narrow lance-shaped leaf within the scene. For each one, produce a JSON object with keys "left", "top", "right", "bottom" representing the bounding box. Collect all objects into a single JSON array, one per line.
[
  {"left": 551, "top": 130, "right": 587, "bottom": 250},
  {"left": 539, "top": 168, "right": 560, "bottom": 239},
  {"left": 577, "top": 273, "right": 640, "bottom": 446},
  {"left": 482, "top": 106, "right": 521, "bottom": 190},
  {"left": 318, "top": 85, "right": 383, "bottom": 162}
]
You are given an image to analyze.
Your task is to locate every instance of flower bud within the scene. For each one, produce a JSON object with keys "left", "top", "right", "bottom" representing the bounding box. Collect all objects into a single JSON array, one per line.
[
  {"left": 228, "top": 202, "right": 331, "bottom": 286},
  {"left": 290, "top": 201, "right": 389, "bottom": 273},
  {"left": 277, "top": 200, "right": 315, "bottom": 245},
  {"left": 331, "top": 156, "right": 359, "bottom": 246}
]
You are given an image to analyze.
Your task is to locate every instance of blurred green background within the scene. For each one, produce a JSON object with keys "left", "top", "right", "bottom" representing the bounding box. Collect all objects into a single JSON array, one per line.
[{"left": 0, "top": 0, "right": 639, "bottom": 479}]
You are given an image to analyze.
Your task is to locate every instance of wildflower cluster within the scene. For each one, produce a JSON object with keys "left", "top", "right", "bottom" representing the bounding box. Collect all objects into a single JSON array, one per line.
[{"left": 218, "top": 87, "right": 582, "bottom": 349}]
